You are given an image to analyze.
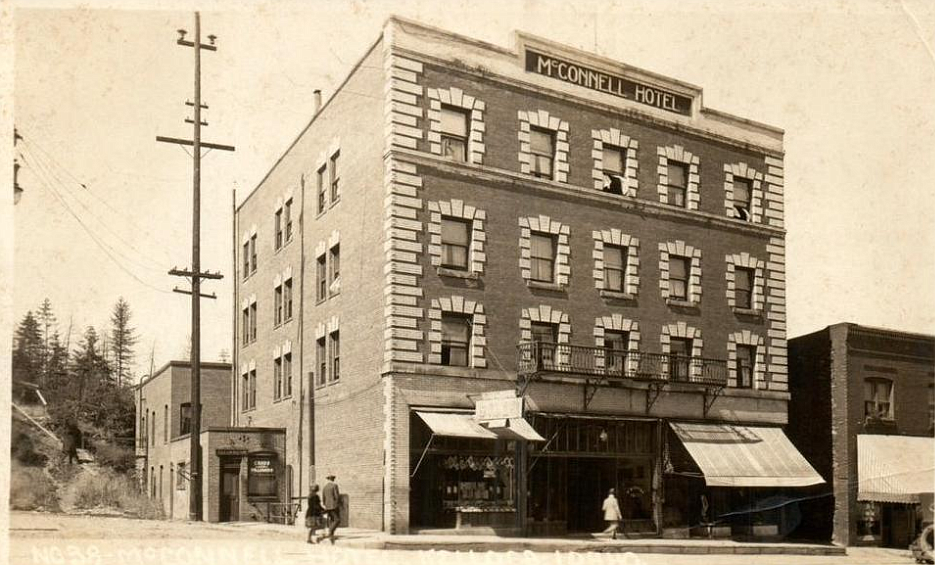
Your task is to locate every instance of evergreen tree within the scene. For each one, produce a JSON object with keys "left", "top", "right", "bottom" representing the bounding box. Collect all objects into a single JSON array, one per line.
[
  {"left": 12, "top": 311, "right": 43, "bottom": 384},
  {"left": 73, "top": 326, "right": 111, "bottom": 405},
  {"left": 109, "top": 297, "right": 137, "bottom": 387},
  {"left": 37, "top": 298, "right": 57, "bottom": 386}
]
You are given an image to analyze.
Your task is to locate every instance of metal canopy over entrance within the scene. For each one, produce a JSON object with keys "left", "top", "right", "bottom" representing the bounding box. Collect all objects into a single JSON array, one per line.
[{"left": 857, "top": 434, "right": 934, "bottom": 503}]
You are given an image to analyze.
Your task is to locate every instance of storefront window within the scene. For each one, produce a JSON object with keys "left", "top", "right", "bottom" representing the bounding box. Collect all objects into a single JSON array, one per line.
[{"left": 247, "top": 455, "right": 278, "bottom": 498}]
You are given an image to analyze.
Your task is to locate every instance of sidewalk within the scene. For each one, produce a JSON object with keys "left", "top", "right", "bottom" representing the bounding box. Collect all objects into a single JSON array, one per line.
[{"left": 210, "top": 521, "right": 845, "bottom": 556}]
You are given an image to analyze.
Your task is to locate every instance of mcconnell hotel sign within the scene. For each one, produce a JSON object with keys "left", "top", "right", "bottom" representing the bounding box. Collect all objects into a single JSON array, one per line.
[{"left": 525, "top": 50, "right": 693, "bottom": 117}]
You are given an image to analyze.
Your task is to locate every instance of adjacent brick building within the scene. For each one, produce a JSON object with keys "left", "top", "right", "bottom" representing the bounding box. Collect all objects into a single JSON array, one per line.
[
  {"left": 231, "top": 16, "right": 823, "bottom": 536},
  {"left": 787, "top": 324, "right": 935, "bottom": 548}
]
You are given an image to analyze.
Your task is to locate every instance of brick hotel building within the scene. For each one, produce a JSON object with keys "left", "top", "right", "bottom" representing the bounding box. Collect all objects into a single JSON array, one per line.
[{"left": 145, "top": 17, "right": 824, "bottom": 535}]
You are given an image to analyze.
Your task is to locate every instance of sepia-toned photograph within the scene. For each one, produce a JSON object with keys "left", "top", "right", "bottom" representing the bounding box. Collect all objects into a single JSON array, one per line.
[{"left": 4, "top": 1, "right": 934, "bottom": 564}]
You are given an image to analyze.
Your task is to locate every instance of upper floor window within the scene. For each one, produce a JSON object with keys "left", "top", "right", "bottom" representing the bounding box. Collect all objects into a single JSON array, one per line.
[
  {"left": 530, "top": 233, "right": 556, "bottom": 283},
  {"left": 316, "top": 255, "right": 327, "bottom": 302},
  {"left": 275, "top": 208, "right": 283, "bottom": 250},
  {"left": 602, "top": 146, "right": 626, "bottom": 195},
  {"left": 440, "top": 106, "right": 469, "bottom": 162},
  {"left": 441, "top": 314, "right": 471, "bottom": 367},
  {"left": 441, "top": 217, "right": 470, "bottom": 271},
  {"left": 317, "top": 337, "right": 327, "bottom": 387},
  {"left": 735, "top": 267, "right": 755, "bottom": 310},
  {"left": 274, "top": 356, "right": 283, "bottom": 401},
  {"left": 317, "top": 165, "right": 327, "bottom": 214},
  {"left": 603, "top": 245, "right": 627, "bottom": 293},
  {"left": 733, "top": 178, "right": 752, "bottom": 221},
  {"left": 669, "top": 256, "right": 690, "bottom": 301},
  {"left": 530, "top": 321, "right": 558, "bottom": 368},
  {"left": 284, "top": 198, "right": 293, "bottom": 242},
  {"left": 330, "top": 152, "right": 341, "bottom": 203},
  {"left": 250, "top": 235, "right": 258, "bottom": 273},
  {"left": 249, "top": 302, "right": 257, "bottom": 342},
  {"left": 529, "top": 127, "right": 555, "bottom": 180},
  {"left": 669, "top": 337, "right": 692, "bottom": 382},
  {"left": 284, "top": 352, "right": 293, "bottom": 397},
  {"left": 666, "top": 161, "right": 688, "bottom": 208},
  {"left": 604, "top": 330, "right": 630, "bottom": 373},
  {"left": 330, "top": 331, "right": 341, "bottom": 382},
  {"left": 274, "top": 284, "right": 283, "bottom": 326},
  {"left": 864, "top": 378, "right": 893, "bottom": 420},
  {"left": 242, "top": 306, "right": 250, "bottom": 345},
  {"left": 248, "top": 369, "right": 257, "bottom": 410},
  {"left": 242, "top": 242, "right": 250, "bottom": 280},
  {"left": 180, "top": 402, "right": 192, "bottom": 436},
  {"left": 735, "top": 345, "right": 755, "bottom": 388},
  {"left": 329, "top": 245, "right": 340, "bottom": 295},
  {"left": 283, "top": 278, "right": 293, "bottom": 321},
  {"left": 163, "top": 405, "right": 168, "bottom": 443}
]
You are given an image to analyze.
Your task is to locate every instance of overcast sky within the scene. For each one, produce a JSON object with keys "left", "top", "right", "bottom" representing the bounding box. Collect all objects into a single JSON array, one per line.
[{"left": 10, "top": 0, "right": 935, "bottom": 380}]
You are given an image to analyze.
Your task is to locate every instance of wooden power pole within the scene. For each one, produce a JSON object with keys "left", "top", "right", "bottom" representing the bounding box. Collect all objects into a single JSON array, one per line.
[{"left": 157, "top": 11, "right": 234, "bottom": 521}]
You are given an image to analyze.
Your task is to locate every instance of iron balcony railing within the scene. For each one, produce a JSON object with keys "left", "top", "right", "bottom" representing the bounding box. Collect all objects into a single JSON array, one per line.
[{"left": 517, "top": 342, "right": 728, "bottom": 386}]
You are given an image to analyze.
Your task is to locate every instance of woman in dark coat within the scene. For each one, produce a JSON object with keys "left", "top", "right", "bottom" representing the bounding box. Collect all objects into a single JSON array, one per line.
[{"left": 305, "top": 484, "right": 325, "bottom": 543}]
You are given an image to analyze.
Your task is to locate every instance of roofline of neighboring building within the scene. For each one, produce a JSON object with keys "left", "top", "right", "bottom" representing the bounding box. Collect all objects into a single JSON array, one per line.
[
  {"left": 235, "top": 33, "right": 386, "bottom": 213},
  {"left": 789, "top": 322, "right": 935, "bottom": 343},
  {"left": 135, "top": 360, "right": 233, "bottom": 390}
]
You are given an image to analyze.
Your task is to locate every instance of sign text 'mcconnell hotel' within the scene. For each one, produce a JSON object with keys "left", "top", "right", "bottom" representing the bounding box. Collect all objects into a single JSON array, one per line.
[{"left": 525, "top": 50, "right": 693, "bottom": 116}]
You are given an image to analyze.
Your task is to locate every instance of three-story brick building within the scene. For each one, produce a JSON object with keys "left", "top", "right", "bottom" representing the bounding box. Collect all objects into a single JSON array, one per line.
[{"left": 232, "top": 16, "right": 822, "bottom": 536}]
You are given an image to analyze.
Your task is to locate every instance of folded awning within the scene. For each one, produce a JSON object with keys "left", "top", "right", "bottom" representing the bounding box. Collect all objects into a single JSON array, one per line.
[
  {"left": 858, "top": 434, "right": 934, "bottom": 503},
  {"left": 669, "top": 422, "right": 824, "bottom": 487},
  {"left": 416, "top": 412, "right": 545, "bottom": 442}
]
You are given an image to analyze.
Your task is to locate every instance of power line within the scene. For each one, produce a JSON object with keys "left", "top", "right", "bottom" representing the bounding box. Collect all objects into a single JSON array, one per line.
[
  {"left": 19, "top": 145, "right": 172, "bottom": 274},
  {"left": 20, "top": 157, "right": 173, "bottom": 295}
]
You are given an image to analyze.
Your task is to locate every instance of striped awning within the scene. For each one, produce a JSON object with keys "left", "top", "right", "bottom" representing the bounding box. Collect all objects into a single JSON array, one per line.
[
  {"left": 416, "top": 412, "right": 545, "bottom": 442},
  {"left": 858, "top": 434, "right": 934, "bottom": 503},
  {"left": 669, "top": 422, "right": 825, "bottom": 487}
]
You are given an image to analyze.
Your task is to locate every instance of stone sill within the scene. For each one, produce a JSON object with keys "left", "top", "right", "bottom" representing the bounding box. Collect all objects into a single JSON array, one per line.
[
  {"left": 437, "top": 267, "right": 479, "bottom": 279},
  {"left": 732, "top": 307, "right": 763, "bottom": 317},
  {"left": 600, "top": 289, "right": 636, "bottom": 301},
  {"left": 667, "top": 298, "right": 699, "bottom": 309},
  {"left": 526, "top": 280, "right": 565, "bottom": 292}
]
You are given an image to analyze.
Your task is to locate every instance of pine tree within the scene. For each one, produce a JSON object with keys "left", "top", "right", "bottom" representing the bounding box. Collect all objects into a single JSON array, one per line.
[
  {"left": 109, "top": 297, "right": 137, "bottom": 387},
  {"left": 12, "top": 311, "right": 43, "bottom": 385},
  {"left": 73, "top": 326, "right": 110, "bottom": 405},
  {"left": 37, "top": 298, "right": 57, "bottom": 386}
]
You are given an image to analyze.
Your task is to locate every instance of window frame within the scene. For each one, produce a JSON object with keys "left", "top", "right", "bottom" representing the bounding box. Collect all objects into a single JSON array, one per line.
[
  {"left": 735, "top": 267, "right": 755, "bottom": 310},
  {"left": 602, "top": 145, "right": 626, "bottom": 195},
  {"left": 250, "top": 235, "right": 258, "bottom": 273},
  {"left": 330, "top": 151, "right": 341, "bottom": 203},
  {"left": 283, "top": 352, "right": 292, "bottom": 397},
  {"left": 529, "top": 232, "right": 557, "bottom": 283},
  {"left": 330, "top": 331, "right": 340, "bottom": 383},
  {"left": 316, "top": 255, "right": 327, "bottom": 302},
  {"left": 440, "top": 217, "right": 471, "bottom": 271},
  {"left": 242, "top": 306, "right": 250, "bottom": 345},
  {"left": 603, "top": 245, "right": 627, "bottom": 292},
  {"left": 733, "top": 177, "right": 752, "bottom": 221},
  {"left": 669, "top": 337, "right": 692, "bottom": 382},
  {"left": 242, "top": 242, "right": 250, "bottom": 280},
  {"left": 283, "top": 278, "right": 293, "bottom": 321},
  {"left": 284, "top": 198, "right": 293, "bottom": 242},
  {"left": 316, "top": 337, "right": 327, "bottom": 387},
  {"left": 329, "top": 245, "right": 340, "bottom": 295},
  {"left": 439, "top": 105, "right": 470, "bottom": 162},
  {"left": 735, "top": 344, "right": 755, "bottom": 388},
  {"left": 529, "top": 127, "right": 555, "bottom": 180},
  {"left": 316, "top": 165, "right": 327, "bottom": 214},
  {"left": 180, "top": 402, "right": 192, "bottom": 436},
  {"left": 441, "top": 313, "right": 472, "bottom": 367},
  {"left": 274, "top": 284, "right": 283, "bottom": 327},
  {"left": 864, "top": 378, "right": 894, "bottom": 421},
  {"left": 603, "top": 330, "right": 630, "bottom": 374},
  {"left": 669, "top": 255, "right": 690, "bottom": 301},
  {"left": 249, "top": 303, "right": 257, "bottom": 342},
  {"left": 666, "top": 161, "right": 688, "bottom": 208},
  {"left": 249, "top": 369, "right": 257, "bottom": 410},
  {"left": 274, "top": 208, "right": 283, "bottom": 250}
]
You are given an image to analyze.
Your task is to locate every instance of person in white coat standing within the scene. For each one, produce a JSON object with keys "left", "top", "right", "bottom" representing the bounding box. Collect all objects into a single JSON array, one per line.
[{"left": 602, "top": 488, "right": 623, "bottom": 539}]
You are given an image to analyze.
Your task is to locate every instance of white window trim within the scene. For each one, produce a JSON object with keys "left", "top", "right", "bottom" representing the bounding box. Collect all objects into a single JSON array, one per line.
[
  {"left": 727, "top": 331, "right": 767, "bottom": 389},
  {"left": 519, "top": 215, "right": 570, "bottom": 288},
  {"left": 428, "top": 296, "right": 486, "bottom": 368},
  {"left": 427, "top": 87, "right": 486, "bottom": 164},
  {"left": 520, "top": 305, "right": 571, "bottom": 368},
  {"left": 518, "top": 110, "right": 569, "bottom": 182},
  {"left": 592, "top": 129, "right": 639, "bottom": 197},
  {"left": 592, "top": 229, "right": 640, "bottom": 298},
  {"left": 723, "top": 163, "right": 765, "bottom": 222},
  {"left": 661, "top": 323, "right": 703, "bottom": 381},
  {"left": 658, "top": 240, "right": 702, "bottom": 306},
  {"left": 593, "top": 316, "right": 640, "bottom": 373},
  {"left": 428, "top": 199, "right": 487, "bottom": 276},
  {"left": 725, "top": 252, "right": 766, "bottom": 314},
  {"left": 656, "top": 145, "right": 700, "bottom": 209}
]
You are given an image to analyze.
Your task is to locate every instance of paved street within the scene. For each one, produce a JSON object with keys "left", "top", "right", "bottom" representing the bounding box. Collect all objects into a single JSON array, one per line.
[{"left": 10, "top": 512, "right": 916, "bottom": 565}]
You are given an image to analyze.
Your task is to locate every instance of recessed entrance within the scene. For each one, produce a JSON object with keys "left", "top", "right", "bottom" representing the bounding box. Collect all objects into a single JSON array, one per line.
[{"left": 219, "top": 463, "right": 240, "bottom": 522}]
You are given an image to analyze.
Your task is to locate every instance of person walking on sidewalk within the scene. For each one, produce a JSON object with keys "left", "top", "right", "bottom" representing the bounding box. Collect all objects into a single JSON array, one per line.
[
  {"left": 321, "top": 474, "right": 341, "bottom": 544},
  {"left": 305, "top": 484, "right": 325, "bottom": 544},
  {"left": 602, "top": 488, "right": 622, "bottom": 539}
]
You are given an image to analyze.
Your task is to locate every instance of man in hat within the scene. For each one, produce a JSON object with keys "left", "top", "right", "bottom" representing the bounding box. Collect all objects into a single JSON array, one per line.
[{"left": 321, "top": 474, "right": 341, "bottom": 544}]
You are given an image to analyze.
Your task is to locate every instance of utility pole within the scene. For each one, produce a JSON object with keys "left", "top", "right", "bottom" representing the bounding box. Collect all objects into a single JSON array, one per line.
[
  {"left": 157, "top": 12, "right": 234, "bottom": 521},
  {"left": 14, "top": 128, "right": 24, "bottom": 204}
]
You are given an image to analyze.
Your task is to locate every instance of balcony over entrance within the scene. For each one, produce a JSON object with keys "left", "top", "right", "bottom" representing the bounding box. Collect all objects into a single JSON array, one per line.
[{"left": 517, "top": 342, "right": 728, "bottom": 386}]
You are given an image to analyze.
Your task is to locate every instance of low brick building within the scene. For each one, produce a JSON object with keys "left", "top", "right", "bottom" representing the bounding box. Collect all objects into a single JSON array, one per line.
[
  {"left": 231, "top": 16, "right": 823, "bottom": 536},
  {"left": 787, "top": 324, "right": 935, "bottom": 547}
]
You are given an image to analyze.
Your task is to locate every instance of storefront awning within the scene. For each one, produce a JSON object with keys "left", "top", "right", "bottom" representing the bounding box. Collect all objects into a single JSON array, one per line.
[
  {"left": 416, "top": 412, "right": 545, "bottom": 442},
  {"left": 669, "top": 422, "right": 824, "bottom": 488},
  {"left": 858, "top": 434, "right": 934, "bottom": 503}
]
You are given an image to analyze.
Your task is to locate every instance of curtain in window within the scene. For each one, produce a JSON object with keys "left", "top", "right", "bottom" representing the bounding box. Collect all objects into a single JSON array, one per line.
[{"left": 530, "top": 234, "right": 555, "bottom": 282}]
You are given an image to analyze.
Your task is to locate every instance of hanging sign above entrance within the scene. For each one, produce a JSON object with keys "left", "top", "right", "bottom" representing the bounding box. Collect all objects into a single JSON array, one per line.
[
  {"left": 525, "top": 49, "right": 693, "bottom": 117},
  {"left": 475, "top": 391, "right": 524, "bottom": 422}
]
